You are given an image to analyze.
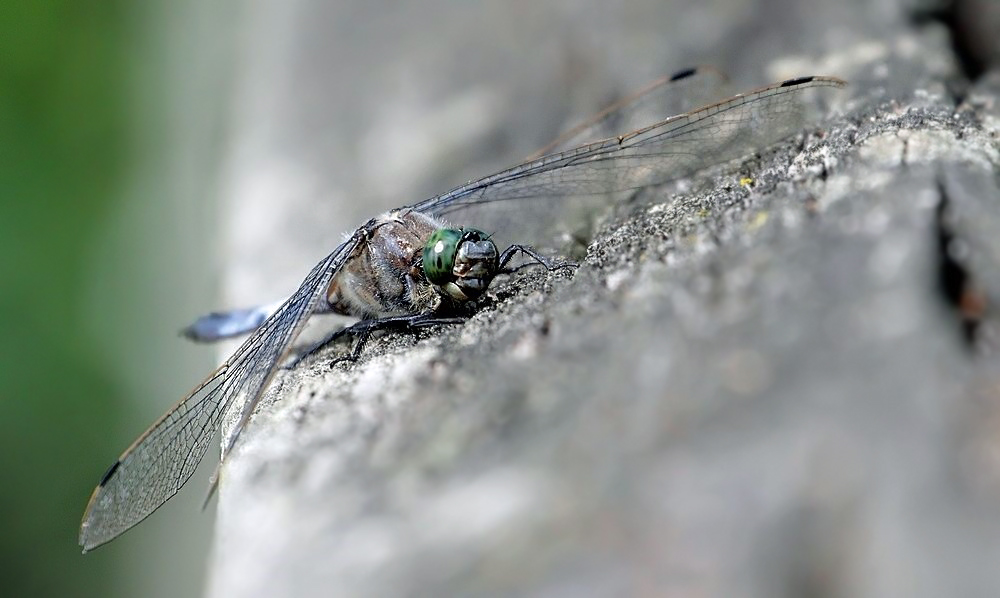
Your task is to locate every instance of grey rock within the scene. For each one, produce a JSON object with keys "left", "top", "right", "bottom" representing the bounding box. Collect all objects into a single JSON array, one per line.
[{"left": 204, "top": 3, "right": 1000, "bottom": 597}]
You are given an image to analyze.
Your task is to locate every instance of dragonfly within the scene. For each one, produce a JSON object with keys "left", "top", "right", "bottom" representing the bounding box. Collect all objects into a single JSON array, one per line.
[{"left": 79, "top": 68, "right": 846, "bottom": 552}]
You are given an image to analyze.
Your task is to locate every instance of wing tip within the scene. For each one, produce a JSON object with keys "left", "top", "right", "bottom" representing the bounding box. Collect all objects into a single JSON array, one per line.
[{"left": 78, "top": 516, "right": 101, "bottom": 553}]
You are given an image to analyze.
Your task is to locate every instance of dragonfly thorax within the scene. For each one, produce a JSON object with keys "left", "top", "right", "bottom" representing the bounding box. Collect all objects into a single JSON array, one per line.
[{"left": 422, "top": 228, "right": 499, "bottom": 301}]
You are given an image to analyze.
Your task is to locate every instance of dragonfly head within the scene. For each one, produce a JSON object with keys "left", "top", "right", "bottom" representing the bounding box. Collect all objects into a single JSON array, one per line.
[{"left": 422, "top": 227, "right": 499, "bottom": 301}]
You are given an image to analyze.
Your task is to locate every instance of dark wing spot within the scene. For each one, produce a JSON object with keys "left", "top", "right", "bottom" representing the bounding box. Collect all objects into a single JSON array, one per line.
[
  {"left": 98, "top": 461, "right": 122, "bottom": 487},
  {"left": 669, "top": 67, "right": 698, "bottom": 81},
  {"left": 781, "top": 76, "right": 815, "bottom": 87}
]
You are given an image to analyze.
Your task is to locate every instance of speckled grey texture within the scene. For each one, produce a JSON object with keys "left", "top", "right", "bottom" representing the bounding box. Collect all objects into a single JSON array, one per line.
[{"left": 205, "top": 2, "right": 1000, "bottom": 597}]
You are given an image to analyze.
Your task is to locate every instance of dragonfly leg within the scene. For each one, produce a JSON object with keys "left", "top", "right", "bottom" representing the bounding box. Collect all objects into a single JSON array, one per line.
[
  {"left": 283, "top": 324, "right": 356, "bottom": 370},
  {"left": 497, "top": 244, "right": 579, "bottom": 274},
  {"left": 285, "top": 313, "right": 467, "bottom": 369},
  {"left": 328, "top": 314, "right": 468, "bottom": 367}
]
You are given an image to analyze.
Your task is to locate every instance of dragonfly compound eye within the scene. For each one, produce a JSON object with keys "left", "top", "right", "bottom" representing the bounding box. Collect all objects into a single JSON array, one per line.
[
  {"left": 422, "top": 228, "right": 463, "bottom": 285},
  {"left": 422, "top": 228, "right": 499, "bottom": 301}
]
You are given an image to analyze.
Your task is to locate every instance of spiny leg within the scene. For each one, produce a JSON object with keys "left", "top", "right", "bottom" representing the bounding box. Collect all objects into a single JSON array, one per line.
[
  {"left": 498, "top": 244, "right": 579, "bottom": 274},
  {"left": 329, "top": 314, "right": 468, "bottom": 367},
  {"left": 284, "top": 313, "right": 467, "bottom": 369},
  {"left": 282, "top": 323, "right": 360, "bottom": 370}
]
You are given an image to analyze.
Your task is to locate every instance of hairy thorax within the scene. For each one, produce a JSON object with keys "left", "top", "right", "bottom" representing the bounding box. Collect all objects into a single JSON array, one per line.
[{"left": 325, "top": 210, "right": 446, "bottom": 319}]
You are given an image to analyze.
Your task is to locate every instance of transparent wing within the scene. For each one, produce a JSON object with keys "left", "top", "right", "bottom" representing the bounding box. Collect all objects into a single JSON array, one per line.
[
  {"left": 414, "top": 76, "right": 846, "bottom": 250},
  {"left": 79, "top": 238, "right": 358, "bottom": 552},
  {"left": 529, "top": 66, "right": 729, "bottom": 158}
]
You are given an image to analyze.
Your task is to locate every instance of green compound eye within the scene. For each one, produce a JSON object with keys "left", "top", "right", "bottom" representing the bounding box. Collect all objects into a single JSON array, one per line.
[{"left": 422, "top": 228, "right": 463, "bottom": 285}]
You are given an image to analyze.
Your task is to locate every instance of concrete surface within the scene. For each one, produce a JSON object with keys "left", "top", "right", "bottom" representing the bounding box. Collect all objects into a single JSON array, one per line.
[{"left": 201, "top": 1, "right": 1000, "bottom": 596}]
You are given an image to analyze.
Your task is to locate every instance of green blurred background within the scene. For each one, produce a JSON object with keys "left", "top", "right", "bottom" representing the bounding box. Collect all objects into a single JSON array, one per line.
[{"left": 0, "top": 1, "right": 230, "bottom": 595}]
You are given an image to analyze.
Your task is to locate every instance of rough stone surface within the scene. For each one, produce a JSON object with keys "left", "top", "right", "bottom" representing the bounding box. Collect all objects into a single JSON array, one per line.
[{"left": 205, "top": 2, "right": 1000, "bottom": 597}]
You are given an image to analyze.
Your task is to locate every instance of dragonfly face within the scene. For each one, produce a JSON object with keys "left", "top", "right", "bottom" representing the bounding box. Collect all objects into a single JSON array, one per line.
[{"left": 422, "top": 228, "right": 500, "bottom": 302}]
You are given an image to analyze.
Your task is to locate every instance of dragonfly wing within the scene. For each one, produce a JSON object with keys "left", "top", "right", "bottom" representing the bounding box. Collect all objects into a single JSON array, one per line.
[
  {"left": 79, "top": 237, "right": 358, "bottom": 552},
  {"left": 414, "top": 76, "right": 845, "bottom": 252},
  {"left": 529, "top": 66, "right": 729, "bottom": 158}
]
